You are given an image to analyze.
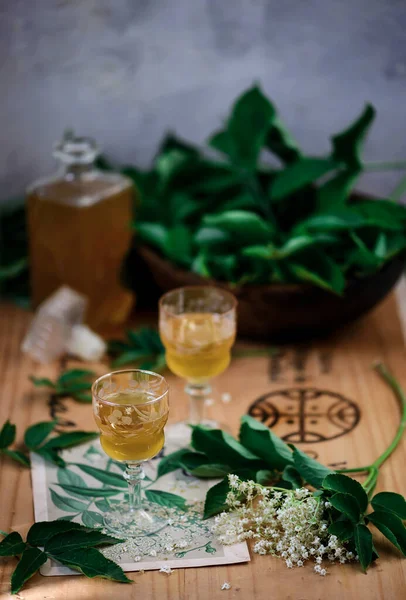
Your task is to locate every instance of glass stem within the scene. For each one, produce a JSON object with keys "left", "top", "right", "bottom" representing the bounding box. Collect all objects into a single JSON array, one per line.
[
  {"left": 185, "top": 382, "right": 212, "bottom": 425},
  {"left": 124, "top": 463, "right": 144, "bottom": 512}
]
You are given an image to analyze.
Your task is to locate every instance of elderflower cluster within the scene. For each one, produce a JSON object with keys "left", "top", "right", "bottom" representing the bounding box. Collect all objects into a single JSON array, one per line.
[{"left": 213, "top": 475, "right": 356, "bottom": 576}]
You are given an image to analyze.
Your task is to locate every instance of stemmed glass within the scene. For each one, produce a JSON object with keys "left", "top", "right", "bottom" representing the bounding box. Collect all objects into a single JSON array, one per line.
[
  {"left": 159, "top": 286, "right": 237, "bottom": 427},
  {"left": 92, "top": 369, "right": 169, "bottom": 537}
]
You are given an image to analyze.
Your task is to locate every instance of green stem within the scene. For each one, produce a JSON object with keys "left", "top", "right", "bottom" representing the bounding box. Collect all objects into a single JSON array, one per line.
[
  {"left": 361, "top": 363, "right": 406, "bottom": 497},
  {"left": 372, "top": 363, "right": 406, "bottom": 470},
  {"left": 363, "top": 160, "right": 406, "bottom": 171}
]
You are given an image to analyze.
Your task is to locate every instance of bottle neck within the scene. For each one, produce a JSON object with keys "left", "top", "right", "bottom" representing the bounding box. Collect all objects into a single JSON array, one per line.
[{"left": 62, "top": 162, "right": 95, "bottom": 180}]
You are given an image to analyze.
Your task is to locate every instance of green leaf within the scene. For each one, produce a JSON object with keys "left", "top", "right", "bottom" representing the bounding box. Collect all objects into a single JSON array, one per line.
[
  {"left": 191, "top": 253, "right": 211, "bottom": 278},
  {"left": 111, "top": 350, "right": 153, "bottom": 368},
  {"left": 45, "top": 530, "right": 122, "bottom": 554},
  {"left": 255, "top": 470, "right": 275, "bottom": 485},
  {"left": 203, "top": 210, "right": 273, "bottom": 245},
  {"left": 164, "top": 225, "right": 193, "bottom": 266},
  {"left": 220, "top": 191, "right": 259, "bottom": 212},
  {"left": 145, "top": 489, "right": 187, "bottom": 511},
  {"left": 41, "top": 431, "right": 99, "bottom": 450},
  {"left": 371, "top": 492, "right": 406, "bottom": 519},
  {"left": 155, "top": 148, "right": 190, "bottom": 193},
  {"left": 209, "top": 130, "right": 234, "bottom": 157},
  {"left": 136, "top": 222, "right": 168, "bottom": 253},
  {"left": 212, "top": 86, "right": 275, "bottom": 169},
  {"left": 281, "top": 465, "right": 303, "bottom": 489},
  {"left": 57, "top": 467, "right": 88, "bottom": 499},
  {"left": 194, "top": 227, "right": 231, "bottom": 248},
  {"left": 74, "top": 464, "right": 127, "bottom": 488},
  {"left": 11, "top": 546, "right": 48, "bottom": 594},
  {"left": 241, "top": 245, "right": 273, "bottom": 260},
  {"left": 57, "top": 484, "right": 122, "bottom": 498},
  {"left": 328, "top": 520, "right": 355, "bottom": 541},
  {"left": 49, "top": 547, "right": 131, "bottom": 583},
  {"left": 0, "top": 420, "right": 16, "bottom": 449},
  {"left": 352, "top": 199, "right": 406, "bottom": 231},
  {"left": 27, "top": 521, "right": 86, "bottom": 546},
  {"left": 72, "top": 392, "right": 92, "bottom": 403},
  {"left": 2, "top": 448, "right": 30, "bottom": 467},
  {"left": 58, "top": 369, "right": 95, "bottom": 384},
  {"left": 265, "top": 115, "right": 302, "bottom": 164},
  {"left": 57, "top": 381, "right": 92, "bottom": 394},
  {"left": 239, "top": 415, "right": 293, "bottom": 470},
  {"left": 329, "top": 493, "right": 361, "bottom": 523},
  {"left": 35, "top": 447, "right": 66, "bottom": 467},
  {"left": 316, "top": 168, "right": 361, "bottom": 211},
  {"left": 203, "top": 477, "right": 230, "bottom": 519},
  {"left": 191, "top": 426, "right": 260, "bottom": 468},
  {"left": 368, "top": 510, "right": 406, "bottom": 556},
  {"left": 272, "top": 235, "right": 324, "bottom": 258},
  {"left": 95, "top": 499, "right": 110, "bottom": 512},
  {"left": 29, "top": 376, "right": 55, "bottom": 388},
  {"left": 50, "top": 489, "right": 88, "bottom": 512},
  {"left": 0, "top": 532, "right": 26, "bottom": 556},
  {"left": 323, "top": 473, "right": 368, "bottom": 512},
  {"left": 354, "top": 523, "right": 373, "bottom": 572},
  {"left": 24, "top": 420, "right": 57, "bottom": 449},
  {"left": 270, "top": 157, "right": 337, "bottom": 202},
  {"left": 332, "top": 104, "right": 376, "bottom": 169},
  {"left": 290, "top": 251, "right": 345, "bottom": 294},
  {"left": 296, "top": 208, "right": 365, "bottom": 232},
  {"left": 0, "top": 256, "right": 28, "bottom": 279},
  {"left": 179, "top": 453, "right": 231, "bottom": 478},
  {"left": 157, "top": 448, "right": 190, "bottom": 478},
  {"left": 157, "top": 132, "right": 200, "bottom": 159},
  {"left": 291, "top": 447, "right": 331, "bottom": 488},
  {"left": 82, "top": 510, "right": 104, "bottom": 528}
]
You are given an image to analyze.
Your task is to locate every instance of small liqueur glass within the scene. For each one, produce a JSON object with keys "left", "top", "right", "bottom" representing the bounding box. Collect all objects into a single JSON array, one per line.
[
  {"left": 159, "top": 286, "right": 237, "bottom": 428},
  {"left": 92, "top": 369, "right": 169, "bottom": 537}
]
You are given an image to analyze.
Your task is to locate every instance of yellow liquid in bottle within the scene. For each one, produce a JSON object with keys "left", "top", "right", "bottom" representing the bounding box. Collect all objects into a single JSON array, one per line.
[
  {"left": 160, "top": 312, "right": 235, "bottom": 383},
  {"left": 94, "top": 391, "right": 168, "bottom": 462},
  {"left": 27, "top": 183, "right": 134, "bottom": 331}
]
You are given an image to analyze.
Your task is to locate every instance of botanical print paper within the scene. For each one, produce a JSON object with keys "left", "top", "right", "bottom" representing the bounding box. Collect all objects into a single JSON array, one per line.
[{"left": 30, "top": 427, "right": 250, "bottom": 576}]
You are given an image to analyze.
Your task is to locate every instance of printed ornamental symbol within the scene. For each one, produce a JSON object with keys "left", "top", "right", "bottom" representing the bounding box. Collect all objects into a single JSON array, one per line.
[{"left": 248, "top": 388, "right": 360, "bottom": 443}]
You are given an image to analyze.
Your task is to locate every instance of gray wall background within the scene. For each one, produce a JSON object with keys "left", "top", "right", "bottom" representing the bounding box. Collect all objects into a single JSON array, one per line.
[{"left": 1, "top": 0, "right": 406, "bottom": 203}]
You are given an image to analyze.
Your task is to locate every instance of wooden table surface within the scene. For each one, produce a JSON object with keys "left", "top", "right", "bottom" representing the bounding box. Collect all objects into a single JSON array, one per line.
[{"left": 1, "top": 292, "right": 406, "bottom": 600}]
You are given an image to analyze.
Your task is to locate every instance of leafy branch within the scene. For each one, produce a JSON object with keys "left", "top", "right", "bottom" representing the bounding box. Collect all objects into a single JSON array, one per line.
[
  {"left": 126, "top": 86, "right": 406, "bottom": 295},
  {"left": 108, "top": 327, "right": 166, "bottom": 369},
  {"left": 0, "top": 420, "right": 98, "bottom": 468},
  {"left": 0, "top": 520, "right": 130, "bottom": 594},
  {"left": 30, "top": 369, "right": 96, "bottom": 403},
  {"left": 158, "top": 362, "right": 406, "bottom": 573}
]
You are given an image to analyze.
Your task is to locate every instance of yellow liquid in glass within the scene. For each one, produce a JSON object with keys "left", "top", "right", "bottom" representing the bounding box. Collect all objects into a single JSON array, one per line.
[
  {"left": 94, "top": 392, "right": 168, "bottom": 462},
  {"left": 161, "top": 312, "right": 235, "bottom": 383}
]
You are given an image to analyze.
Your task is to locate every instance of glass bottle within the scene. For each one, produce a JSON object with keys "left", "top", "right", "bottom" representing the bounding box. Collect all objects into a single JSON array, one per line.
[{"left": 27, "top": 132, "right": 135, "bottom": 331}]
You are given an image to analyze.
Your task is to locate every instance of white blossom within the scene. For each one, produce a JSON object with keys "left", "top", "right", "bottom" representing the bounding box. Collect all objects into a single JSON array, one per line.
[
  {"left": 221, "top": 582, "right": 231, "bottom": 590},
  {"left": 212, "top": 476, "right": 356, "bottom": 576}
]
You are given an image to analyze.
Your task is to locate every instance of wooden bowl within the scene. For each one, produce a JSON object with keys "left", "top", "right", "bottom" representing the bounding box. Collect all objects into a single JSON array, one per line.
[{"left": 137, "top": 245, "right": 404, "bottom": 341}]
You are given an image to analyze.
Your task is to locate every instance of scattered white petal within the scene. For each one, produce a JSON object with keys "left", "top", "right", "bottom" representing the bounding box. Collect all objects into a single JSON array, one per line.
[
  {"left": 221, "top": 393, "right": 232, "bottom": 403},
  {"left": 221, "top": 582, "right": 231, "bottom": 590},
  {"left": 204, "top": 398, "right": 214, "bottom": 406},
  {"left": 159, "top": 565, "right": 174, "bottom": 574},
  {"left": 134, "top": 556, "right": 141, "bottom": 562},
  {"left": 149, "top": 550, "right": 157, "bottom": 557}
]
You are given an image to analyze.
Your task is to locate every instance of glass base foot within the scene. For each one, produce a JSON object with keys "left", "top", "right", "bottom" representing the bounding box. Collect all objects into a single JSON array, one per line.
[{"left": 103, "top": 501, "right": 168, "bottom": 537}]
